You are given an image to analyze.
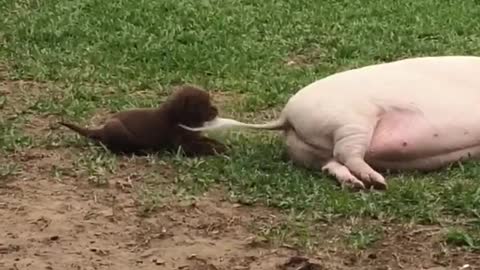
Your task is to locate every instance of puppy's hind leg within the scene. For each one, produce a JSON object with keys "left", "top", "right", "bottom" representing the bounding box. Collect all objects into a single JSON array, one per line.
[
  {"left": 101, "top": 119, "right": 142, "bottom": 154},
  {"left": 332, "top": 121, "right": 387, "bottom": 190}
]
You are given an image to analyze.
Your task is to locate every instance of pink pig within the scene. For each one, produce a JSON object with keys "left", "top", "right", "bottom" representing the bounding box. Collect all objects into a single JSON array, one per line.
[{"left": 181, "top": 56, "right": 480, "bottom": 190}]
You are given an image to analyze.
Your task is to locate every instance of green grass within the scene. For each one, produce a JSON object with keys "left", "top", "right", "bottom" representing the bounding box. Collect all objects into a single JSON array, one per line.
[
  {"left": 173, "top": 134, "right": 480, "bottom": 223},
  {"left": 2, "top": 0, "right": 480, "bottom": 252},
  {"left": 445, "top": 228, "right": 480, "bottom": 251}
]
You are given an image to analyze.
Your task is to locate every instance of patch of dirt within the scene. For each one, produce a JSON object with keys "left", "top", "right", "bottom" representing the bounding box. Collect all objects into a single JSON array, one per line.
[
  {"left": 284, "top": 47, "right": 327, "bottom": 68},
  {"left": 332, "top": 224, "right": 479, "bottom": 270},
  {"left": 205, "top": 87, "right": 282, "bottom": 123},
  {"left": 1, "top": 80, "right": 479, "bottom": 270},
  {"left": 209, "top": 89, "right": 282, "bottom": 125},
  {"left": 0, "top": 146, "right": 304, "bottom": 270},
  {"left": 211, "top": 90, "right": 246, "bottom": 110},
  {"left": 0, "top": 80, "right": 50, "bottom": 117}
]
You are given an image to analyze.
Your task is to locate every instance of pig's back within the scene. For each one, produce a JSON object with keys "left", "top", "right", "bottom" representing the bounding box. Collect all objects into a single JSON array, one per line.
[{"left": 290, "top": 55, "right": 480, "bottom": 116}]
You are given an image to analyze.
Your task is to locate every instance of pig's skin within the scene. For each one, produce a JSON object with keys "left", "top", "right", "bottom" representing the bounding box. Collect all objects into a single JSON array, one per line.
[{"left": 183, "top": 56, "right": 480, "bottom": 190}]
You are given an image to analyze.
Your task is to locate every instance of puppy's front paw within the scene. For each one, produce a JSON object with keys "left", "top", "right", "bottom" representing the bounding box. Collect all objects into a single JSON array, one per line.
[{"left": 210, "top": 141, "right": 229, "bottom": 155}]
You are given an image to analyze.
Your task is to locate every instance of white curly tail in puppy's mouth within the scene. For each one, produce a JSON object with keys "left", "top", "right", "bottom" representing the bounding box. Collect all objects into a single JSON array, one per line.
[
  {"left": 179, "top": 117, "right": 248, "bottom": 132},
  {"left": 179, "top": 116, "right": 287, "bottom": 132}
]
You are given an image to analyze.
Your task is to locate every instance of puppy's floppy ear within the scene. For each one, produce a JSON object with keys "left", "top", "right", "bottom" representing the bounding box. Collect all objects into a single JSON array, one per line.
[
  {"left": 179, "top": 91, "right": 207, "bottom": 119},
  {"left": 168, "top": 86, "right": 211, "bottom": 126}
]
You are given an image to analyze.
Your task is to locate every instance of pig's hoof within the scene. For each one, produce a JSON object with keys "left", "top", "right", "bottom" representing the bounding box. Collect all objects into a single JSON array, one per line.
[
  {"left": 321, "top": 161, "right": 366, "bottom": 190},
  {"left": 336, "top": 175, "right": 366, "bottom": 191},
  {"left": 343, "top": 178, "right": 366, "bottom": 191},
  {"left": 344, "top": 159, "right": 388, "bottom": 190},
  {"left": 359, "top": 171, "right": 387, "bottom": 190}
]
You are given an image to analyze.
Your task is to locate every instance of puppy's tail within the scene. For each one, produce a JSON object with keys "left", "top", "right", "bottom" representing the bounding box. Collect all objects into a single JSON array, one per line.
[
  {"left": 58, "top": 121, "right": 102, "bottom": 140},
  {"left": 179, "top": 114, "right": 288, "bottom": 132}
]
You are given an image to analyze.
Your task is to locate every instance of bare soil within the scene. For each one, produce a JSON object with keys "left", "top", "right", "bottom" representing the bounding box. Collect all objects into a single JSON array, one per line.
[
  {"left": 0, "top": 146, "right": 303, "bottom": 270},
  {"left": 1, "top": 80, "right": 478, "bottom": 270}
]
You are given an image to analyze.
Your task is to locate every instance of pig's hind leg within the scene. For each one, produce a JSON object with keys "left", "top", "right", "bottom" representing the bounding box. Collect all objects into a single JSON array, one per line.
[
  {"left": 332, "top": 118, "right": 387, "bottom": 190},
  {"left": 285, "top": 130, "right": 365, "bottom": 189}
]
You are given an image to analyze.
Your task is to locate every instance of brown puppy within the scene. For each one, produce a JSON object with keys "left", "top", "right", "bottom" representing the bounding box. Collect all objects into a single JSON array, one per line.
[{"left": 59, "top": 85, "right": 227, "bottom": 156}]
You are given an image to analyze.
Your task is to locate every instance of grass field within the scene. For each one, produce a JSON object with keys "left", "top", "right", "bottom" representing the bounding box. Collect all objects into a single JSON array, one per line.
[{"left": 1, "top": 0, "right": 480, "bottom": 269}]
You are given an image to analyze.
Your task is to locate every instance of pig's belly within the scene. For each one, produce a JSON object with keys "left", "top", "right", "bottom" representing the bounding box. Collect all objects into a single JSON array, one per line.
[{"left": 366, "top": 110, "right": 480, "bottom": 171}]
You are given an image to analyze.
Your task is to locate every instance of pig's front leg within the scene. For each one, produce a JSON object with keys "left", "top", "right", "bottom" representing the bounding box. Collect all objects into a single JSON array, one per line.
[{"left": 333, "top": 122, "right": 387, "bottom": 190}]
